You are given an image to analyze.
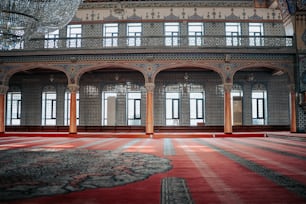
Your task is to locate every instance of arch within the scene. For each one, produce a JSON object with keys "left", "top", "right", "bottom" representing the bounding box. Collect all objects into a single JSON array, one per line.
[
  {"left": 152, "top": 63, "right": 225, "bottom": 83},
  {"left": 233, "top": 63, "right": 293, "bottom": 83},
  {"left": 4, "top": 64, "right": 70, "bottom": 86},
  {"left": 76, "top": 63, "right": 146, "bottom": 84}
]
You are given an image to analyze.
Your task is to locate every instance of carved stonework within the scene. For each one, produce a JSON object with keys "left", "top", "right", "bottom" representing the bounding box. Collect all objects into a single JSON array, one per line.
[
  {"left": 223, "top": 83, "right": 233, "bottom": 92},
  {"left": 145, "top": 83, "right": 155, "bottom": 92},
  {"left": 80, "top": 1, "right": 254, "bottom": 10},
  {"left": 288, "top": 84, "right": 295, "bottom": 92},
  {"left": 297, "top": 0, "right": 306, "bottom": 10},
  {"left": 68, "top": 84, "right": 80, "bottom": 93}
]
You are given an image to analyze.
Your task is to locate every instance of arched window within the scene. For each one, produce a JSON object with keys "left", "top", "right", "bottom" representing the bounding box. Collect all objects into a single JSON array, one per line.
[
  {"left": 252, "top": 83, "right": 267, "bottom": 125},
  {"left": 6, "top": 87, "right": 22, "bottom": 125},
  {"left": 42, "top": 86, "right": 57, "bottom": 125}
]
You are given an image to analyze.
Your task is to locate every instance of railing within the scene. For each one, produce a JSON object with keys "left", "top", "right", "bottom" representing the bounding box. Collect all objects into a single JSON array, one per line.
[{"left": 4, "top": 35, "right": 294, "bottom": 51}]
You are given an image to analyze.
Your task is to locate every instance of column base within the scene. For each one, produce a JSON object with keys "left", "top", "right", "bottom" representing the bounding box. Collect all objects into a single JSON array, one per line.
[
  {"left": 146, "top": 133, "right": 154, "bottom": 138},
  {"left": 69, "top": 132, "right": 77, "bottom": 137}
]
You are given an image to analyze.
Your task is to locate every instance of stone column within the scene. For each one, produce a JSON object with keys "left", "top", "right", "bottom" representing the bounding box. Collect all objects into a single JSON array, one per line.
[
  {"left": 224, "top": 83, "right": 233, "bottom": 134},
  {"left": 0, "top": 85, "right": 8, "bottom": 133},
  {"left": 68, "top": 84, "right": 79, "bottom": 134},
  {"left": 145, "top": 83, "right": 155, "bottom": 136},
  {"left": 289, "top": 84, "right": 297, "bottom": 133}
]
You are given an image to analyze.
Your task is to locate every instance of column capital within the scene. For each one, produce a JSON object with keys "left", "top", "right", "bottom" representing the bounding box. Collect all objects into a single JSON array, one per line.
[
  {"left": 223, "top": 83, "right": 233, "bottom": 92},
  {"left": 288, "top": 84, "right": 295, "bottom": 92},
  {"left": 67, "top": 84, "right": 79, "bottom": 93},
  {"left": 0, "top": 85, "right": 9, "bottom": 94},
  {"left": 145, "top": 83, "right": 155, "bottom": 92}
]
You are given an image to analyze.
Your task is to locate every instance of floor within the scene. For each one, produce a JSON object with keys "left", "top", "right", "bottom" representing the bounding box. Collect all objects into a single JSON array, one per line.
[{"left": 0, "top": 133, "right": 306, "bottom": 204}]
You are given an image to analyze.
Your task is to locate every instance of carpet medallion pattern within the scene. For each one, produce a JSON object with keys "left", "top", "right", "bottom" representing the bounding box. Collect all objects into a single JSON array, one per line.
[{"left": 0, "top": 149, "right": 172, "bottom": 201}]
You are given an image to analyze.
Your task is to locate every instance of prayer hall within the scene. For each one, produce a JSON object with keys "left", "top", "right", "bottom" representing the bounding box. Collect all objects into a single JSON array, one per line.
[{"left": 0, "top": 0, "right": 306, "bottom": 203}]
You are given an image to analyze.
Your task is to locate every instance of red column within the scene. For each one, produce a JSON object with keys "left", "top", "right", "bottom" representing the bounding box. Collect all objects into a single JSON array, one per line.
[
  {"left": 0, "top": 86, "right": 8, "bottom": 133},
  {"left": 224, "top": 84, "right": 232, "bottom": 134},
  {"left": 145, "top": 83, "right": 155, "bottom": 136},
  {"left": 68, "top": 84, "right": 79, "bottom": 134}
]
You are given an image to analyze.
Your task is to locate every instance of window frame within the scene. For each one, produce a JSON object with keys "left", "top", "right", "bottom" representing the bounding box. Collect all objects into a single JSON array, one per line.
[
  {"left": 127, "top": 23, "right": 142, "bottom": 47},
  {"left": 249, "top": 23, "right": 264, "bottom": 46},
  {"left": 6, "top": 91, "right": 22, "bottom": 125},
  {"left": 67, "top": 24, "right": 82, "bottom": 48},
  {"left": 166, "top": 92, "right": 180, "bottom": 125},
  {"left": 188, "top": 22, "right": 204, "bottom": 46},
  {"left": 103, "top": 23, "right": 119, "bottom": 47},
  {"left": 164, "top": 22, "right": 180, "bottom": 47},
  {"left": 225, "top": 22, "right": 241, "bottom": 46},
  {"left": 251, "top": 89, "right": 267, "bottom": 125},
  {"left": 42, "top": 91, "right": 57, "bottom": 126},
  {"left": 44, "top": 29, "right": 59, "bottom": 48},
  {"left": 127, "top": 92, "right": 141, "bottom": 126}
]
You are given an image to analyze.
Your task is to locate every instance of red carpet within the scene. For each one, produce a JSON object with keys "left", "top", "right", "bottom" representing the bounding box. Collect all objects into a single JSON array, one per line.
[{"left": 0, "top": 135, "right": 306, "bottom": 204}]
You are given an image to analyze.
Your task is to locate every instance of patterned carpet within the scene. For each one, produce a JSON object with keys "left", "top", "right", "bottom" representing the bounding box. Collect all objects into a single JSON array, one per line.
[
  {"left": 0, "top": 149, "right": 171, "bottom": 201},
  {"left": 0, "top": 135, "right": 306, "bottom": 204}
]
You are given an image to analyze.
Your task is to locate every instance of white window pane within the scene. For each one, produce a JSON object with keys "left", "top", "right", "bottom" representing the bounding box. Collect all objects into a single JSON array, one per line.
[{"left": 190, "top": 99, "right": 196, "bottom": 118}]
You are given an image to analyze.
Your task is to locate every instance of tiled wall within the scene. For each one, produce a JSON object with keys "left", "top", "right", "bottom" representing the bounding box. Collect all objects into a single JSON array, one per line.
[{"left": 9, "top": 70, "right": 290, "bottom": 127}]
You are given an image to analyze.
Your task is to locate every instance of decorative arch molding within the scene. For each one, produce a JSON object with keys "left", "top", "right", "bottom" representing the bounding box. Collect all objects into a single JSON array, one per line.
[
  {"left": 76, "top": 63, "right": 146, "bottom": 84},
  {"left": 2, "top": 64, "right": 70, "bottom": 86}
]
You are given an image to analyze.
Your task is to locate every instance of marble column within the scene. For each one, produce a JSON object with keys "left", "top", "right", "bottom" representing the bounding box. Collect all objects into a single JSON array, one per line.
[
  {"left": 145, "top": 83, "right": 155, "bottom": 136},
  {"left": 224, "top": 83, "right": 233, "bottom": 134},
  {"left": 68, "top": 84, "right": 79, "bottom": 134}
]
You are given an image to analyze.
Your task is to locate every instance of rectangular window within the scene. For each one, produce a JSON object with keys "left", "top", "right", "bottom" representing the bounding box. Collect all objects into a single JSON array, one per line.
[
  {"left": 166, "top": 92, "right": 180, "bottom": 125},
  {"left": 42, "top": 92, "right": 57, "bottom": 125},
  {"left": 252, "top": 91, "right": 266, "bottom": 125},
  {"left": 127, "top": 23, "right": 142, "bottom": 46},
  {"left": 165, "top": 22, "right": 180, "bottom": 47},
  {"left": 102, "top": 92, "right": 117, "bottom": 126},
  {"left": 249, "top": 23, "right": 264, "bottom": 46},
  {"left": 190, "top": 92, "right": 205, "bottom": 126},
  {"left": 226, "top": 23, "right": 241, "bottom": 46},
  {"left": 127, "top": 92, "right": 141, "bottom": 125},
  {"left": 103, "top": 23, "right": 119, "bottom": 47},
  {"left": 188, "top": 22, "right": 203, "bottom": 46},
  {"left": 45, "top": 29, "right": 59, "bottom": 48},
  {"left": 67, "top": 24, "right": 82, "bottom": 48},
  {"left": 6, "top": 92, "right": 22, "bottom": 125}
]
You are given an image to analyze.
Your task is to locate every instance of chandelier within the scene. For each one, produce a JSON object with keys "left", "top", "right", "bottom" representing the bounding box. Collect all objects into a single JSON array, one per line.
[{"left": 0, "top": 0, "right": 82, "bottom": 50}]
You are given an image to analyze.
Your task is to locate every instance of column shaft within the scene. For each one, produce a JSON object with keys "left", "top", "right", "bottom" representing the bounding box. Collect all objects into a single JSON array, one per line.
[
  {"left": 145, "top": 83, "right": 155, "bottom": 135},
  {"left": 290, "top": 91, "right": 297, "bottom": 133},
  {"left": 69, "top": 92, "right": 77, "bottom": 134},
  {"left": 224, "top": 85, "right": 232, "bottom": 134},
  {"left": 0, "top": 94, "right": 5, "bottom": 133}
]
